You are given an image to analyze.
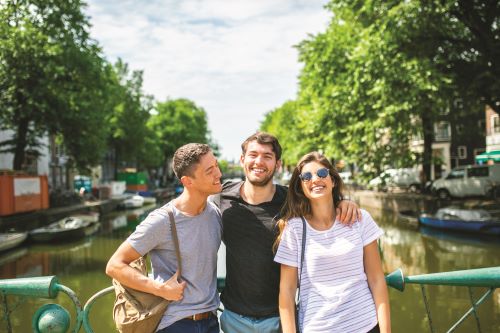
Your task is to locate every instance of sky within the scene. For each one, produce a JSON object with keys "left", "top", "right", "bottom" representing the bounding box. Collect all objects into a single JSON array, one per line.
[{"left": 85, "top": 0, "right": 331, "bottom": 162}]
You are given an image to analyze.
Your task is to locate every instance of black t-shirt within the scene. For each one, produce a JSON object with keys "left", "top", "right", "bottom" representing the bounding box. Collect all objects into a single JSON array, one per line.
[{"left": 220, "top": 181, "right": 287, "bottom": 317}]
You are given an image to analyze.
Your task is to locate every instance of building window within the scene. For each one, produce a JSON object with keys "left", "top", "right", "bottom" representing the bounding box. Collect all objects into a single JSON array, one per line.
[
  {"left": 435, "top": 121, "right": 451, "bottom": 141},
  {"left": 457, "top": 146, "right": 467, "bottom": 159},
  {"left": 446, "top": 168, "right": 465, "bottom": 180},
  {"left": 492, "top": 114, "right": 500, "bottom": 134},
  {"left": 468, "top": 166, "right": 488, "bottom": 178}
]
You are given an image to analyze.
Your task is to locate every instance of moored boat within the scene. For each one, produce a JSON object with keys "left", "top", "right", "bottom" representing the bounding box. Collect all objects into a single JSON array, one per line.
[
  {"left": 72, "top": 211, "right": 100, "bottom": 223},
  {"left": 419, "top": 207, "right": 500, "bottom": 236},
  {"left": 119, "top": 195, "right": 145, "bottom": 209},
  {"left": 29, "top": 217, "right": 100, "bottom": 243},
  {"left": 142, "top": 196, "right": 157, "bottom": 205},
  {"left": 0, "top": 232, "right": 28, "bottom": 252}
]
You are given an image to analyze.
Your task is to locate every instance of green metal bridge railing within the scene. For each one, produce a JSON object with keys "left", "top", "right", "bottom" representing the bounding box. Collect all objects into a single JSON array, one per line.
[
  {"left": 1, "top": 267, "right": 499, "bottom": 333},
  {"left": 385, "top": 266, "right": 500, "bottom": 333}
]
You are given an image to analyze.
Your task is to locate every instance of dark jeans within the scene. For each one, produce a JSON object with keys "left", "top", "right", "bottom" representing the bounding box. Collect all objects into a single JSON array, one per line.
[
  {"left": 368, "top": 323, "right": 380, "bottom": 333},
  {"left": 157, "top": 316, "right": 219, "bottom": 333}
]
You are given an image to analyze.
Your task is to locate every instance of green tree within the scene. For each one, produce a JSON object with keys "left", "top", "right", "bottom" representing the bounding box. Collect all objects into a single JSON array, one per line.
[
  {"left": 148, "top": 98, "right": 210, "bottom": 182},
  {"left": 320, "top": 0, "right": 494, "bottom": 178},
  {"left": 0, "top": 0, "right": 110, "bottom": 171},
  {"left": 395, "top": 0, "right": 500, "bottom": 113},
  {"left": 261, "top": 1, "right": 457, "bottom": 180},
  {"left": 261, "top": 100, "right": 308, "bottom": 166},
  {"left": 106, "top": 59, "right": 155, "bottom": 173}
]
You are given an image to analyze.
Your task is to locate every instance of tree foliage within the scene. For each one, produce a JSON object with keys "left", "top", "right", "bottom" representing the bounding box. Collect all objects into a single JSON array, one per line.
[
  {"left": 261, "top": 0, "right": 496, "bottom": 179},
  {"left": 261, "top": 100, "right": 309, "bottom": 166},
  {"left": 148, "top": 98, "right": 211, "bottom": 176},
  {"left": 395, "top": 0, "right": 500, "bottom": 112},
  {"left": 0, "top": 0, "right": 218, "bottom": 182},
  {"left": 0, "top": 0, "right": 110, "bottom": 171},
  {"left": 106, "top": 59, "right": 156, "bottom": 170}
]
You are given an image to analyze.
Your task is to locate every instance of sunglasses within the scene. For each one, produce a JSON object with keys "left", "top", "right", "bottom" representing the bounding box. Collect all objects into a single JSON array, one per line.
[{"left": 299, "top": 167, "right": 330, "bottom": 182}]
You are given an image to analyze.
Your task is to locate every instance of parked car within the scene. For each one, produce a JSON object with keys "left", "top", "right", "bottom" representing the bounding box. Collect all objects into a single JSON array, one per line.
[
  {"left": 368, "top": 168, "right": 420, "bottom": 192},
  {"left": 431, "top": 164, "right": 500, "bottom": 199}
]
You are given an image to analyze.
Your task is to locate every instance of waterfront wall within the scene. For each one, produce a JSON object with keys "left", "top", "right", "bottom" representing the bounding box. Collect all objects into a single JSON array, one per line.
[
  {"left": 349, "top": 190, "right": 430, "bottom": 213},
  {"left": 348, "top": 189, "right": 499, "bottom": 214}
]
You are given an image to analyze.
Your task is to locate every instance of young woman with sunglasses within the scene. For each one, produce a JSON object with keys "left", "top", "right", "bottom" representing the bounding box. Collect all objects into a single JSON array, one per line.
[{"left": 274, "top": 152, "right": 390, "bottom": 333}]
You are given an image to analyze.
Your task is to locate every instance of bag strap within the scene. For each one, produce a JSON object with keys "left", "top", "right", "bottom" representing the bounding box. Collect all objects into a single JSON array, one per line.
[
  {"left": 165, "top": 206, "right": 182, "bottom": 276},
  {"left": 298, "top": 216, "right": 307, "bottom": 294}
]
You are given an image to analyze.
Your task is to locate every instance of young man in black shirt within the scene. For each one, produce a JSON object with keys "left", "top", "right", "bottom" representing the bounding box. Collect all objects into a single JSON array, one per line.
[{"left": 219, "top": 132, "right": 361, "bottom": 333}]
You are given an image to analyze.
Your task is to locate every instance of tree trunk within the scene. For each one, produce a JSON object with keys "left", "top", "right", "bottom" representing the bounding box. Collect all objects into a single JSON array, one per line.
[
  {"left": 421, "top": 111, "right": 434, "bottom": 182},
  {"left": 13, "top": 117, "right": 29, "bottom": 171}
]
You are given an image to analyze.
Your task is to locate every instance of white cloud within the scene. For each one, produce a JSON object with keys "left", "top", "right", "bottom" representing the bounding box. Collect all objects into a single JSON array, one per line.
[{"left": 85, "top": 0, "right": 331, "bottom": 161}]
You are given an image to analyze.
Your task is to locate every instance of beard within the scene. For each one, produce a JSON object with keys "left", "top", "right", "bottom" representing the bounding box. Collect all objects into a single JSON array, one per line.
[{"left": 245, "top": 168, "right": 276, "bottom": 187}]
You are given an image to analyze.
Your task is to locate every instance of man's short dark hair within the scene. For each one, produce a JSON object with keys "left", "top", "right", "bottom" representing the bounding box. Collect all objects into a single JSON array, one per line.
[
  {"left": 173, "top": 143, "right": 211, "bottom": 178},
  {"left": 241, "top": 132, "right": 282, "bottom": 160}
]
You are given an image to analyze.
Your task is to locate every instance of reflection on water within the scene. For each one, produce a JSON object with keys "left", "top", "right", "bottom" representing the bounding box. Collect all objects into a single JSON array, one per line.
[
  {"left": 0, "top": 205, "right": 499, "bottom": 332},
  {"left": 369, "top": 207, "right": 500, "bottom": 333}
]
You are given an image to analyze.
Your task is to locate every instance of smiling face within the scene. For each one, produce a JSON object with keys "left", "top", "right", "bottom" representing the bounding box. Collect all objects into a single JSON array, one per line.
[
  {"left": 299, "top": 161, "right": 334, "bottom": 201},
  {"left": 240, "top": 141, "right": 281, "bottom": 187},
  {"left": 185, "top": 151, "right": 222, "bottom": 195}
]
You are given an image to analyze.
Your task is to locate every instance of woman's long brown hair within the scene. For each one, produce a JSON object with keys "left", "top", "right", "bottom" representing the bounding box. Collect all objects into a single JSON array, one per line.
[{"left": 273, "top": 152, "right": 344, "bottom": 251}]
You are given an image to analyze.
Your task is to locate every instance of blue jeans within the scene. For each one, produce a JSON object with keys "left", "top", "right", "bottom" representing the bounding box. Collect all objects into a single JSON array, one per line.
[
  {"left": 157, "top": 316, "right": 219, "bottom": 333},
  {"left": 220, "top": 309, "right": 280, "bottom": 333}
]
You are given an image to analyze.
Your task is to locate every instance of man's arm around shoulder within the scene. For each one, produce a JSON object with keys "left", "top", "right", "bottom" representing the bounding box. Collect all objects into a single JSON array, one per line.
[{"left": 106, "top": 241, "right": 186, "bottom": 301}]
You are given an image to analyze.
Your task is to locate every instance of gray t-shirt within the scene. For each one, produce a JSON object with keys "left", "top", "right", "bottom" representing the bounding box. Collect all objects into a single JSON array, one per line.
[{"left": 127, "top": 201, "right": 222, "bottom": 330}]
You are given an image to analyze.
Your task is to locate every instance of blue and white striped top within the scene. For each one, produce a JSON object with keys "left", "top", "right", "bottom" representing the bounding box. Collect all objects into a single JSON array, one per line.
[{"left": 274, "top": 209, "right": 383, "bottom": 333}]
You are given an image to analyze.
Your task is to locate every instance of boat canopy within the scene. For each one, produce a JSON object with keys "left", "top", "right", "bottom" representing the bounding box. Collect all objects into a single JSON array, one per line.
[
  {"left": 475, "top": 150, "right": 500, "bottom": 163},
  {"left": 436, "top": 207, "right": 492, "bottom": 221}
]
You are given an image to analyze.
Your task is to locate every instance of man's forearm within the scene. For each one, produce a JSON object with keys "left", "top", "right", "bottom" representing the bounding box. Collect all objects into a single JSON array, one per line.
[{"left": 107, "top": 260, "right": 162, "bottom": 295}]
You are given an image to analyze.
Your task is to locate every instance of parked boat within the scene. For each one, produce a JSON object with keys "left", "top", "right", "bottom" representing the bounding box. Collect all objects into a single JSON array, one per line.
[
  {"left": 0, "top": 232, "right": 28, "bottom": 252},
  {"left": 29, "top": 217, "right": 100, "bottom": 243},
  {"left": 419, "top": 207, "right": 500, "bottom": 236},
  {"left": 142, "top": 196, "right": 157, "bottom": 205},
  {"left": 119, "top": 195, "right": 145, "bottom": 209},
  {"left": 110, "top": 215, "right": 127, "bottom": 230},
  {"left": 72, "top": 211, "right": 100, "bottom": 223}
]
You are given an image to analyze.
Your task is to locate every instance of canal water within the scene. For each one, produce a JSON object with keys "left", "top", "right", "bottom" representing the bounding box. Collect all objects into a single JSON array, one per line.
[{"left": 0, "top": 204, "right": 499, "bottom": 332}]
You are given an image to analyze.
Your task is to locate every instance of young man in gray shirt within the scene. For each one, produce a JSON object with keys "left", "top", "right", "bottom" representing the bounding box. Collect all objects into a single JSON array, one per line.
[{"left": 106, "top": 143, "right": 223, "bottom": 333}]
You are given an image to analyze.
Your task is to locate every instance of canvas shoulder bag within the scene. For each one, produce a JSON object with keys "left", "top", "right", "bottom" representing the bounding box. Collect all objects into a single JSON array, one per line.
[{"left": 112, "top": 206, "right": 181, "bottom": 333}]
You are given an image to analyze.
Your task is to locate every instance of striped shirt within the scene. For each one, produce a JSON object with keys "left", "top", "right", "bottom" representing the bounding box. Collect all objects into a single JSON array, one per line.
[{"left": 274, "top": 209, "right": 383, "bottom": 333}]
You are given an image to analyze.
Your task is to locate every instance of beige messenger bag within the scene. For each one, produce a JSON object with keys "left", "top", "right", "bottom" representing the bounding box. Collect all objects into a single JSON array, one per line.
[{"left": 112, "top": 207, "right": 182, "bottom": 333}]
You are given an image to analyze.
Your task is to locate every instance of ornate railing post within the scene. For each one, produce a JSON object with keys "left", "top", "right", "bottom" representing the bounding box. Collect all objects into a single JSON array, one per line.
[{"left": 0, "top": 276, "right": 83, "bottom": 333}]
